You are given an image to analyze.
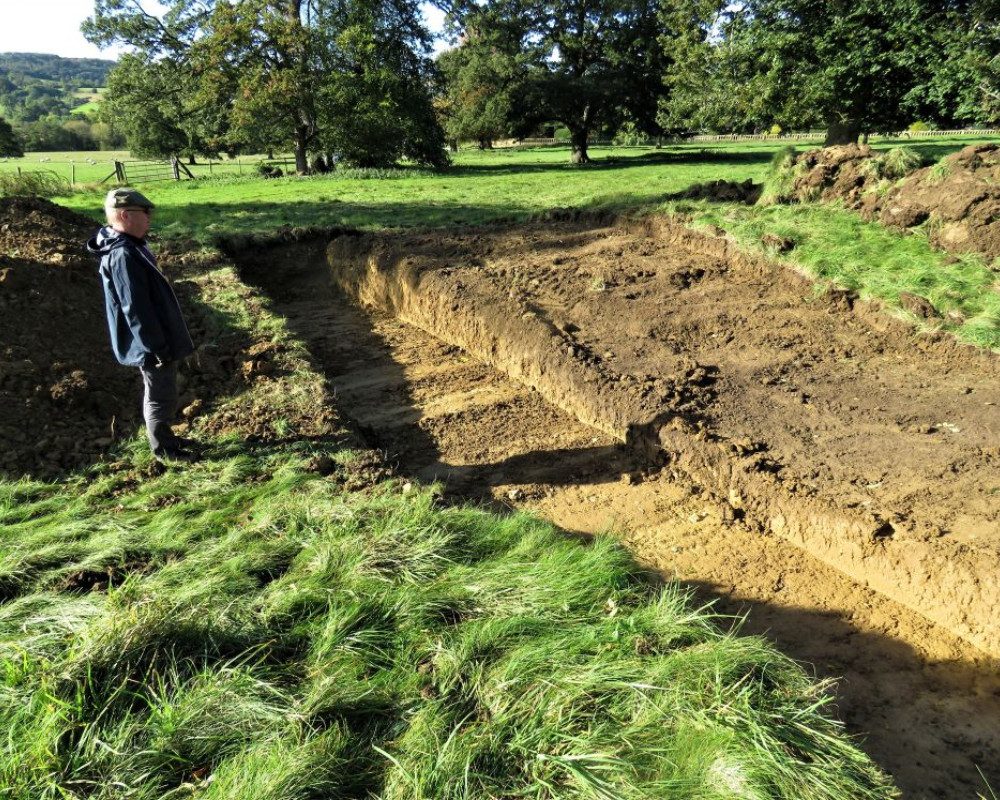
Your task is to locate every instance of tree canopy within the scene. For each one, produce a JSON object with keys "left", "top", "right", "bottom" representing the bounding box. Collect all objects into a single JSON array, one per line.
[
  {"left": 0, "top": 116, "right": 23, "bottom": 158},
  {"left": 661, "top": 0, "right": 1000, "bottom": 142},
  {"left": 442, "top": 0, "right": 671, "bottom": 162},
  {"left": 84, "top": 0, "right": 447, "bottom": 170}
]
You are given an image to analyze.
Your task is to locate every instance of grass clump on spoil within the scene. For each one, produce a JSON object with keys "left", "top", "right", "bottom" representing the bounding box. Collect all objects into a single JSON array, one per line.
[
  {"left": 859, "top": 147, "right": 925, "bottom": 182},
  {"left": 756, "top": 146, "right": 804, "bottom": 206},
  {"left": 676, "top": 200, "right": 1000, "bottom": 351},
  {"left": 0, "top": 451, "right": 897, "bottom": 799}
]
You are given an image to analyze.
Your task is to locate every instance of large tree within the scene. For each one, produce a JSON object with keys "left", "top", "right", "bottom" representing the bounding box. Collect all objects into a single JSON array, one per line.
[
  {"left": 436, "top": 34, "right": 524, "bottom": 149},
  {"left": 84, "top": 0, "right": 223, "bottom": 161},
  {"left": 0, "top": 115, "right": 23, "bottom": 158},
  {"left": 84, "top": 0, "right": 446, "bottom": 171},
  {"left": 662, "top": 0, "right": 983, "bottom": 144},
  {"left": 446, "top": 0, "right": 671, "bottom": 163}
]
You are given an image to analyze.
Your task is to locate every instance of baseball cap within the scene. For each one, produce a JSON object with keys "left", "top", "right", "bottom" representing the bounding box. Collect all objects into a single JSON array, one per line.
[{"left": 105, "top": 187, "right": 155, "bottom": 209}]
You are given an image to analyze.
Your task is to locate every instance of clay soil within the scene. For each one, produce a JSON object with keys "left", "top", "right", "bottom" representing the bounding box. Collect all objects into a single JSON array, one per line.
[{"left": 226, "top": 221, "right": 1000, "bottom": 799}]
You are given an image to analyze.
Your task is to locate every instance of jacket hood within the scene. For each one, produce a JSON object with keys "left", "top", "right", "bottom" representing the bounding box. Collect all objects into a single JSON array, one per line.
[{"left": 86, "top": 226, "right": 143, "bottom": 259}]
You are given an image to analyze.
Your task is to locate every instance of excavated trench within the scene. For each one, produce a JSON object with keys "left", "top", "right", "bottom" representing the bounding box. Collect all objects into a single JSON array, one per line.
[{"left": 226, "top": 216, "right": 1000, "bottom": 799}]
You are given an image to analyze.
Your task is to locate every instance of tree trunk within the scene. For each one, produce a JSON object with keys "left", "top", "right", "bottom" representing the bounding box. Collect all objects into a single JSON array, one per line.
[
  {"left": 294, "top": 127, "right": 310, "bottom": 175},
  {"left": 824, "top": 119, "right": 862, "bottom": 147},
  {"left": 570, "top": 127, "right": 589, "bottom": 164}
]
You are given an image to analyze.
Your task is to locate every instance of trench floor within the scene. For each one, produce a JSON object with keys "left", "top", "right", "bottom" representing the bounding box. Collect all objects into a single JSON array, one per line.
[{"left": 238, "top": 245, "right": 1000, "bottom": 800}]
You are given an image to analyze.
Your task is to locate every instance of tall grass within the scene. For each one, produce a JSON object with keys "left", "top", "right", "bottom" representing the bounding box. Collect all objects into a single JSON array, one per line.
[
  {"left": 0, "top": 451, "right": 897, "bottom": 799},
  {"left": 0, "top": 169, "right": 71, "bottom": 198}
]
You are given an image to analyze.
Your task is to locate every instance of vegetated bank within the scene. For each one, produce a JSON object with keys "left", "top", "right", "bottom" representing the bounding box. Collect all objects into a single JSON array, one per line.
[{"left": 0, "top": 199, "right": 897, "bottom": 799}]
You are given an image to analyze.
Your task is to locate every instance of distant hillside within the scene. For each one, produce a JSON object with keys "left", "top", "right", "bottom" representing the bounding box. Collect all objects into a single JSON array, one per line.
[{"left": 0, "top": 52, "right": 116, "bottom": 123}]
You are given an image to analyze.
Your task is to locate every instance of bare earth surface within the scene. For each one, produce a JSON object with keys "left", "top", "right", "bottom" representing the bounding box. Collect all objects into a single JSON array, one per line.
[
  {"left": 229, "top": 230, "right": 1000, "bottom": 800},
  {"left": 321, "top": 217, "right": 1000, "bottom": 658}
]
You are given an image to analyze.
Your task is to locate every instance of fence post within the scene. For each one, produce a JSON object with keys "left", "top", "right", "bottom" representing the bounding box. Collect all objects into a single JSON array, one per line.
[
  {"left": 71, "top": 164, "right": 76, "bottom": 186},
  {"left": 171, "top": 157, "right": 180, "bottom": 181}
]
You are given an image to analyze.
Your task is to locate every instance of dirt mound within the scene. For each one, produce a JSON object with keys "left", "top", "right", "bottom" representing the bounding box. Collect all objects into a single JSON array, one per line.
[
  {"left": 0, "top": 198, "right": 260, "bottom": 480},
  {"left": 784, "top": 142, "right": 1000, "bottom": 263},
  {"left": 322, "top": 215, "right": 1000, "bottom": 657},
  {"left": 0, "top": 195, "right": 98, "bottom": 265},
  {"left": 790, "top": 143, "right": 878, "bottom": 203},
  {"left": 0, "top": 197, "right": 139, "bottom": 478},
  {"left": 860, "top": 143, "right": 1000, "bottom": 261}
]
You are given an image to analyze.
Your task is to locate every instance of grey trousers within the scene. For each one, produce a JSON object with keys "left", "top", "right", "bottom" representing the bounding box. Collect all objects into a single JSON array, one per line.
[{"left": 139, "top": 361, "right": 180, "bottom": 455}]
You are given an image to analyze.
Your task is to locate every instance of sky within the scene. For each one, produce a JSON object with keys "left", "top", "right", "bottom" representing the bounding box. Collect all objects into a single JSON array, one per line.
[
  {"left": 0, "top": 0, "right": 447, "bottom": 61},
  {"left": 0, "top": 0, "right": 127, "bottom": 60}
]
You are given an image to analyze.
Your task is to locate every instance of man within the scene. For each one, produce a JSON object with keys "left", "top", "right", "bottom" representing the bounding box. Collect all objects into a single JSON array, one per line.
[{"left": 87, "top": 188, "right": 198, "bottom": 463}]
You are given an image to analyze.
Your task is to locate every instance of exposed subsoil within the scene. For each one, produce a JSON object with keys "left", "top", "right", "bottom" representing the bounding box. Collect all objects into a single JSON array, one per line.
[
  {"left": 228, "top": 230, "right": 1000, "bottom": 800},
  {"left": 319, "top": 216, "right": 1000, "bottom": 658}
]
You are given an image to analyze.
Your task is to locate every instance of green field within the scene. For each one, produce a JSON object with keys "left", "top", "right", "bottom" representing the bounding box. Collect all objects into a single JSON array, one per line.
[
  {"left": 41, "top": 136, "right": 1000, "bottom": 351},
  {"left": 70, "top": 87, "right": 107, "bottom": 115}
]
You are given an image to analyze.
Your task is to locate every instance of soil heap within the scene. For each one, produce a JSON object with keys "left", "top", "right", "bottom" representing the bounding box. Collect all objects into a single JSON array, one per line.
[
  {"left": 0, "top": 196, "right": 143, "bottom": 479},
  {"left": 787, "top": 142, "right": 1000, "bottom": 264}
]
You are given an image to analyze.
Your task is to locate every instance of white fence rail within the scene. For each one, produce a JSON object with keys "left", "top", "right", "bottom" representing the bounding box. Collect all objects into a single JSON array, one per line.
[{"left": 689, "top": 128, "right": 1000, "bottom": 144}]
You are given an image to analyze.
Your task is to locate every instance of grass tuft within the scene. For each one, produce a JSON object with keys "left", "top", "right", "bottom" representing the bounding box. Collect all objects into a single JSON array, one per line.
[
  {"left": 757, "top": 146, "right": 800, "bottom": 206},
  {"left": 0, "top": 169, "right": 72, "bottom": 198}
]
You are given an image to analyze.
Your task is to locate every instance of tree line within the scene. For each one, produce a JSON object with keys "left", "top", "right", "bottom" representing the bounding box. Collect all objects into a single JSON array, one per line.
[
  {"left": 0, "top": 53, "right": 121, "bottom": 157},
  {"left": 3, "top": 0, "right": 999, "bottom": 165}
]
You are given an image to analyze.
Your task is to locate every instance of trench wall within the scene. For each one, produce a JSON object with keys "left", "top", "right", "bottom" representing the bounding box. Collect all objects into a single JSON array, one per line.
[{"left": 323, "top": 219, "right": 1000, "bottom": 656}]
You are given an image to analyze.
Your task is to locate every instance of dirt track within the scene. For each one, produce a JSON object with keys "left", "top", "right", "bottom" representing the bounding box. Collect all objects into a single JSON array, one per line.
[{"left": 228, "top": 223, "right": 1000, "bottom": 799}]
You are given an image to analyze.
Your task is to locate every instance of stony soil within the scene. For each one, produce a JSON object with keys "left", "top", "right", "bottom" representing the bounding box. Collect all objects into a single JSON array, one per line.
[{"left": 228, "top": 234, "right": 1000, "bottom": 800}]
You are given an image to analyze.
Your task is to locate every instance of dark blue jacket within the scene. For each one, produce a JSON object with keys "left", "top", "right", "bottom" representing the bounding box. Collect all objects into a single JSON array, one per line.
[{"left": 87, "top": 226, "right": 195, "bottom": 368}]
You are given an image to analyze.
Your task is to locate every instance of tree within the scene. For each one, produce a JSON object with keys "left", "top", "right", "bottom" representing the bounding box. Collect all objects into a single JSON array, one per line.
[
  {"left": 100, "top": 53, "right": 223, "bottom": 161},
  {"left": 85, "top": 0, "right": 447, "bottom": 171},
  {"left": 447, "top": 0, "right": 671, "bottom": 163},
  {"left": 0, "top": 115, "right": 23, "bottom": 157},
  {"left": 85, "top": 1, "right": 225, "bottom": 160},
  {"left": 662, "top": 0, "right": 981, "bottom": 144},
  {"left": 435, "top": 25, "right": 529, "bottom": 149}
]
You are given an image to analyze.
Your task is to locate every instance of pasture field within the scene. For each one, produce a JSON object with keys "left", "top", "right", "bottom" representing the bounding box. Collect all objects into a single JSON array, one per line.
[{"left": 47, "top": 136, "right": 1000, "bottom": 351}]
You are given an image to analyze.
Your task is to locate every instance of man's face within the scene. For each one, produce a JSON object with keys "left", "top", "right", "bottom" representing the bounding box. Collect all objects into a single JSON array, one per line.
[{"left": 118, "top": 206, "right": 153, "bottom": 238}]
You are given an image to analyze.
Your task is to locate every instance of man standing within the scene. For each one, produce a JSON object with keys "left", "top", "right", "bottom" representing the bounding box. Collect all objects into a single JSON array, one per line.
[{"left": 87, "top": 188, "right": 198, "bottom": 463}]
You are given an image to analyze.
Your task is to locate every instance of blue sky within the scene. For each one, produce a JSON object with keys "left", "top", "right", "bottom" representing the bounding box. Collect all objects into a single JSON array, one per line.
[{"left": 0, "top": 0, "right": 447, "bottom": 61}]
